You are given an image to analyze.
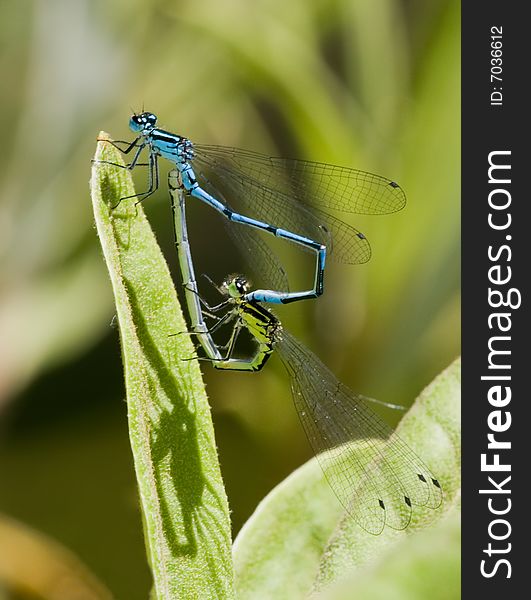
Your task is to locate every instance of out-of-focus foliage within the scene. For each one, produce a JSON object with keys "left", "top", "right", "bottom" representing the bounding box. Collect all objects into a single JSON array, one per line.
[
  {"left": 0, "top": 0, "right": 459, "bottom": 598},
  {"left": 0, "top": 514, "right": 113, "bottom": 600}
]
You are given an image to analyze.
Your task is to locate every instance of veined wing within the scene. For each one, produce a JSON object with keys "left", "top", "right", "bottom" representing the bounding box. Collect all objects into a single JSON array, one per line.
[
  {"left": 225, "top": 221, "right": 291, "bottom": 294},
  {"left": 194, "top": 144, "right": 406, "bottom": 215},
  {"left": 194, "top": 167, "right": 291, "bottom": 293},
  {"left": 277, "top": 330, "right": 442, "bottom": 535},
  {"left": 193, "top": 148, "right": 372, "bottom": 264}
]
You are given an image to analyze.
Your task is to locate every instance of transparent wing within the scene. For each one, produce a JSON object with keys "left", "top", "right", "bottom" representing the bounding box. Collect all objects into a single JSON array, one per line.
[
  {"left": 225, "top": 221, "right": 290, "bottom": 293},
  {"left": 192, "top": 147, "right": 378, "bottom": 264},
  {"left": 195, "top": 168, "right": 290, "bottom": 293},
  {"left": 194, "top": 145, "right": 406, "bottom": 214},
  {"left": 277, "top": 330, "right": 442, "bottom": 535}
]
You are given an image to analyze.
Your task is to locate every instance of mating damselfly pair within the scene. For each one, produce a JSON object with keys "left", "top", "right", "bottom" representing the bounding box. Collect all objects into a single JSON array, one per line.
[{"left": 99, "top": 112, "right": 442, "bottom": 534}]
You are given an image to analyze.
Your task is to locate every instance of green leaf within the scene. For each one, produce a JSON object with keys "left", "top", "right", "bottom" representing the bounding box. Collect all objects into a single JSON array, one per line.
[
  {"left": 315, "top": 511, "right": 460, "bottom": 600},
  {"left": 90, "top": 136, "right": 234, "bottom": 599},
  {"left": 233, "top": 358, "right": 460, "bottom": 599}
]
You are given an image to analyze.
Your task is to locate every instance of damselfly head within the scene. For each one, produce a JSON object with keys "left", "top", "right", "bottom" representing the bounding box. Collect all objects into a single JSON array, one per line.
[
  {"left": 129, "top": 112, "right": 157, "bottom": 133},
  {"left": 222, "top": 275, "right": 250, "bottom": 299}
]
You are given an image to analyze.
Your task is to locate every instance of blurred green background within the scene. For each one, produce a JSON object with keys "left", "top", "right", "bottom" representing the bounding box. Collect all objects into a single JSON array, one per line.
[{"left": 0, "top": 0, "right": 459, "bottom": 597}]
